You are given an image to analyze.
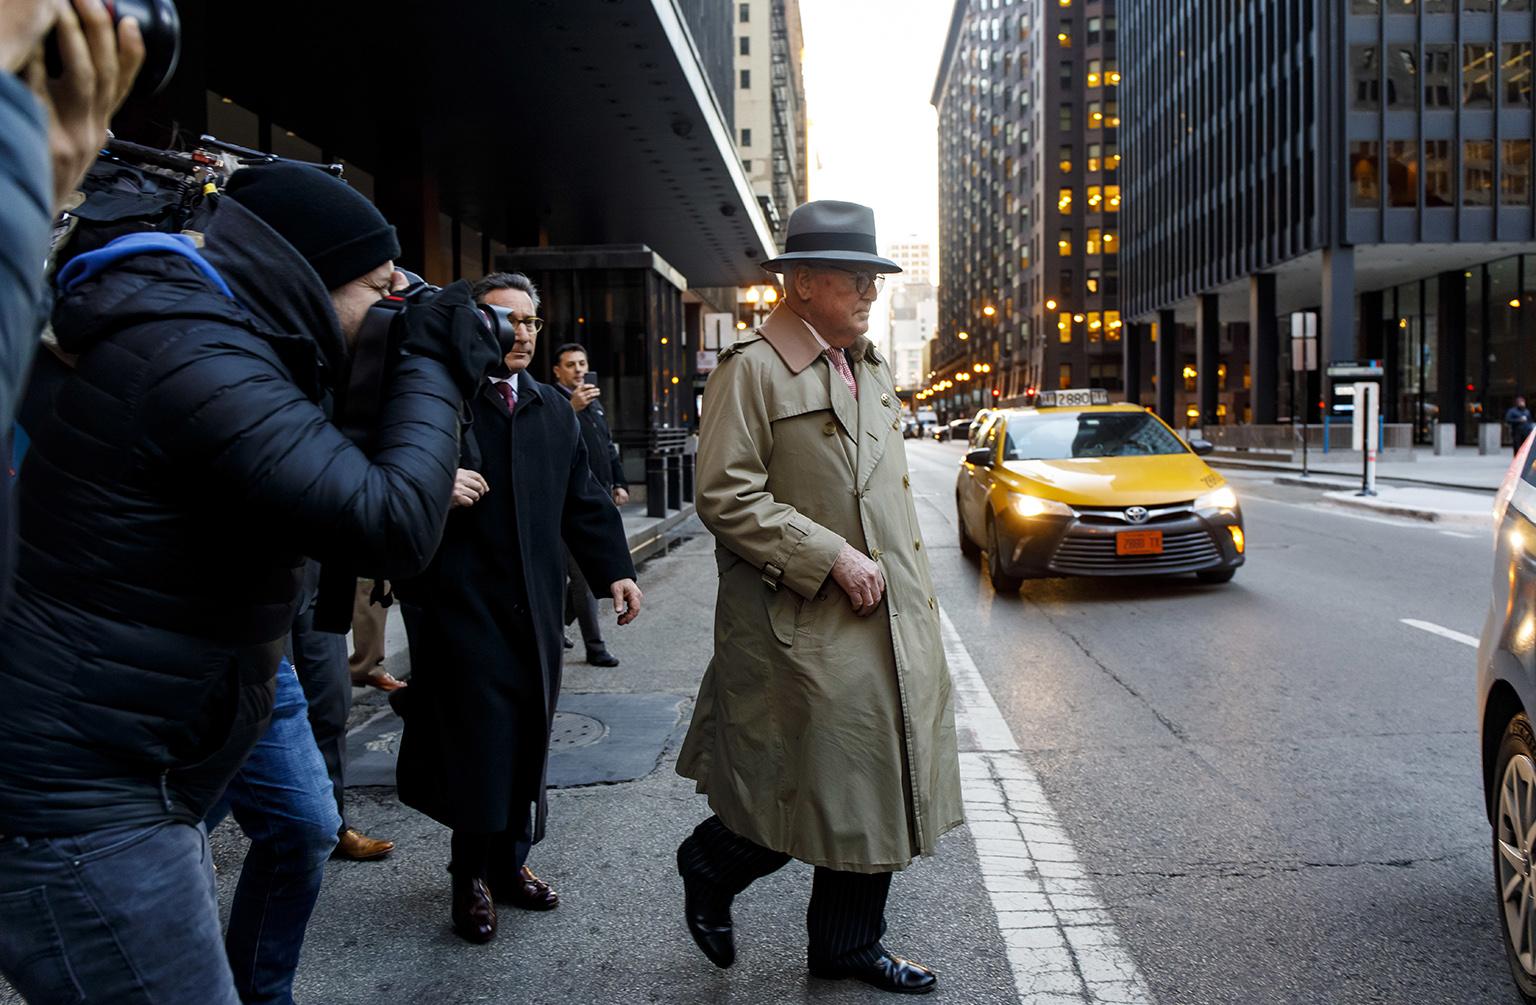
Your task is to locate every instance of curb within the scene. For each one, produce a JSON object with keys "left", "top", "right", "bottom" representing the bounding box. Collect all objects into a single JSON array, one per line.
[
  {"left": 1321, "top": 491, "right": 1491, "bottom": 526},
  {"left": 1211, "top": 458, "right": 1500, "bottom": 495},
  {"left": 626, "top": 504, "right": 699, "bottom": 564}
]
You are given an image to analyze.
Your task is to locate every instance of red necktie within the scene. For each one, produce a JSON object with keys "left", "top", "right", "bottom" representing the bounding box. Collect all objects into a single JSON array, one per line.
[
  {"left": 495, "top": 381, "right": 517, "bottom": 413},
  {"left": 826, "top": 348, "right": 858, "bottom": 400}
]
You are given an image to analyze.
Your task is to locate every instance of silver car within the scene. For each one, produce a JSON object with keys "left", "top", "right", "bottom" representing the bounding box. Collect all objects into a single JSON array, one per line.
[{"left": 1480, "top": 432, "right": 1536, "bottom": 1001}]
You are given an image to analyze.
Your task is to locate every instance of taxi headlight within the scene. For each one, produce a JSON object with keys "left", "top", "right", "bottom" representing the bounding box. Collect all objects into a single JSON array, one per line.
[
  {"left": 1012, "top": 494, "right": 1075, "bottom": 518},
  {"left": 1195, "top": 486, "right": 1238, "bottom": 512}
]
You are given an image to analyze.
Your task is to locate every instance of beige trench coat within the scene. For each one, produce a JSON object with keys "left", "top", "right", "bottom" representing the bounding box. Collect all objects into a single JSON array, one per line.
[{"left": 677, "top": 304, "right": 964, "bottom": 873}]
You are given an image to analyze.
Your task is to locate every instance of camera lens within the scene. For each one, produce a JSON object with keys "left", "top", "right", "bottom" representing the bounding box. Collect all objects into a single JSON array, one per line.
[{"left": 44, "top": 0, "right": 181, "bottom": 98}]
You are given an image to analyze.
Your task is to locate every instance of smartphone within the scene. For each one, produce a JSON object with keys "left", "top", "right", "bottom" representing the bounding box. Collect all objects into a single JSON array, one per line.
[{"left": 584, "top": 372, "right": 600, "bottom": 385}]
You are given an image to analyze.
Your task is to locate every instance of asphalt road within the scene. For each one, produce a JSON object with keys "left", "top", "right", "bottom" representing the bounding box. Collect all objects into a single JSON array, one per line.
[{"left": 906, "top": 438, "right": 1513, "bottom": 1004}]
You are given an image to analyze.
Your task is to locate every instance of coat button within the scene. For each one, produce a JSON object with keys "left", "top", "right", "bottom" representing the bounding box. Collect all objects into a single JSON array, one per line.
[
  {"left": 891, "top": 419, "right": 900, "bottom": 431},
  {"left": 915, "top": 540, "right": 922, "bottom": 550},
  {"left": 903, "top": 474, "right": 910, "bottom": 488},
  {"left": 928, "top": 596, "right": 936, "bottom": 610},
  {"left": 880, "top": 393, "right": 891, "bottom": 406},
  {"left": 870, "top": 547, "right": 882, "bottom": 560},
  {"left": 823, "top": 421, "right": 837, "bottom": 436}
]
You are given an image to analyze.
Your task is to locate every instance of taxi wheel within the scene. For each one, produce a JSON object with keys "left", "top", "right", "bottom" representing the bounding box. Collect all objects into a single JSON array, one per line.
[
  {"left": 1196, "top": 568, "right": 1236, "bottom": 584},
  {"left": 1494, "top": 713, "right": 1536, "bottom": 1004},
  {"left": 986, "top": 515, "right": 1024, "bottom": 594},
  {"left": 957, "top": 496, "right": 980, "bottom": 559}
]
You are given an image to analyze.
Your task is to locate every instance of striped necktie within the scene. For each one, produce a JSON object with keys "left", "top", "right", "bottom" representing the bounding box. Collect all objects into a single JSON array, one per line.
[{"left": 495, "top": 381, "right": 517, "bottom": 413}]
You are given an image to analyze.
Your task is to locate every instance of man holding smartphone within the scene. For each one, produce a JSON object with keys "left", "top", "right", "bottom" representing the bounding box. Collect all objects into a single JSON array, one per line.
[{"left": 551, "top": 341, "right": 628, "bottom": 666}]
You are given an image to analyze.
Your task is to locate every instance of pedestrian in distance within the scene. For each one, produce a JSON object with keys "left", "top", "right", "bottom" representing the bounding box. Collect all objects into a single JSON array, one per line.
[
  {"left": 552, "top": 341, "right": 629, "bottom": 667},
  {"left": 676, "top": 200, "right": 964, "bottom": 995},
  {"left": 392, "top": 271, "right": 643, "bottom": 946},
  {"left": 1508, "top": 396, "right": 1534, "bottom": 455},
  {"left": 0, "top": 160, "right": 499, "bottom": 1005},
  {"left": 348, "top": 577, "right": 404, "bottom": 690}
]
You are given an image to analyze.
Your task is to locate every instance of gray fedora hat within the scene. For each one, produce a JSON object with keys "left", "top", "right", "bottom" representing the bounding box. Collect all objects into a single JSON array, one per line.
[{"left": 760, "top": 200, "right": 902, "bottom": 274}]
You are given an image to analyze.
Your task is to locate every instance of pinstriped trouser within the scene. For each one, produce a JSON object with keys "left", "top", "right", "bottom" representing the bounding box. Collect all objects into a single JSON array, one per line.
[{"left": 679, "top": 816, "right": 892, "bottom": 968}]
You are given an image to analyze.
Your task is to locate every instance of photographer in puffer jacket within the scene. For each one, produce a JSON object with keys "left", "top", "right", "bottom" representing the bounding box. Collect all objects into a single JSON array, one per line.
[{"left": 0, "top": 163, "right": 494, "bottom": 1005}]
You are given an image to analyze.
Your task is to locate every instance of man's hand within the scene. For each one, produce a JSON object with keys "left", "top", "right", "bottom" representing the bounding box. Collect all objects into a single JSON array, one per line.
[
  {"left": 0, "top": 0, "right": 60, "bottom": 73},
  {"left": 612, "top": 486, "right": 630, "bottom": 506},
  {"left": 24, "top": 0, "right": 145, "bottom": 213},
  {"left": 830, "top": 544, "right": 885, "bottom": 617},
  {"left": 569, "top": 383, "right": 600, "bottom": 413},
  {"left": 450, "top": 468, "right": 489, "bottom": 508},
  {"left": 610, "top": 578, "right": 642, "bottom": 626}
]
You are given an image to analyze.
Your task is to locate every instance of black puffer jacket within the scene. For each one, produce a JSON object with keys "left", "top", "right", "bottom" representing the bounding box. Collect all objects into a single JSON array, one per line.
[{"left": 0, "top": 197, "right": 462, "bottom": 836}]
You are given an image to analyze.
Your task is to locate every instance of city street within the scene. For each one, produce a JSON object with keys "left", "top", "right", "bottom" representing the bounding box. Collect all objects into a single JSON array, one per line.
[{"left": 905, "top": 438, "right": 1512, "bottom": 1003}]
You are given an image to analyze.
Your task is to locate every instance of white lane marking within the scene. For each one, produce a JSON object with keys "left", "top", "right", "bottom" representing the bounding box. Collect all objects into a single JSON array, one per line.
[
  {"left": 345, "top": 707, "right": 393, "bottom": 738},
  {"left": 1251, "top": 496, "right": 1439, "bottom": 529},
  {"left": 940, "top": 606, "right": 1155, "bottom": 1005},
  {"left": 1440, "top": 530, "right": 1476, "bottom": 539},
  {"left": 1401, "top": 619, "right": 1479, "bottom": 649}
]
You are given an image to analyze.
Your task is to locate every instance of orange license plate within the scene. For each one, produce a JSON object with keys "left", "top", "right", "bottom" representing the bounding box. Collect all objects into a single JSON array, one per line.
[{"left": 1116, "top": 530, "right": 1163, "bottom": 556}]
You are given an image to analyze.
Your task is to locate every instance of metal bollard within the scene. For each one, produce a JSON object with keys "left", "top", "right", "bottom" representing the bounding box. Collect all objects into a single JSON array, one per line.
[
  {"left": 680, "top": 452, "right": 695, "bottom": 504},
  {"left": 646, "top": 452, "right": 667, "bottom": 517},
  {"left": 665, "top": 453, "right": 682, "bottom": 510}
]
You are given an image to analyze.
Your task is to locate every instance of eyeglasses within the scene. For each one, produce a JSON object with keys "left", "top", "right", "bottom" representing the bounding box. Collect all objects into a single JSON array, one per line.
[
  {"left": 825, "top": 266, "right": 886, "bottom": 297},
  {"left": 511, "top": 316, "right": 544, "bottom": 334}
]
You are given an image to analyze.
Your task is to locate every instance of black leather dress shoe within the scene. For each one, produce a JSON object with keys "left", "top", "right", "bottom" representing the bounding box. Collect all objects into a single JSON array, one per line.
[
  {"left": 451, "top": 876, "right": 497, "bottom": 944},
  {"left": 809, "top": 952, "right": 937, "bottom": 994},
  {"left": 488, "top": 865, "right": 559, "bottom": 910},
  {"left": 676, "top": 846, "right": 734, "bottom": 968},
  {"left": 586, "top": 649, "right": 620, "bottom": 668}
]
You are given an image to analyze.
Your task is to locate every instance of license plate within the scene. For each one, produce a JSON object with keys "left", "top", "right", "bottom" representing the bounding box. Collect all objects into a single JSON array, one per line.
[{"left": 1117, "top": 530, "right": 1163, "bottom": 556}]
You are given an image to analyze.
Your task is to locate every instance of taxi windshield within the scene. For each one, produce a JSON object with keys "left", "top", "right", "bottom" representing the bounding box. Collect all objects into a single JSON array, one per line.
[{"left": 1004, "top": 412, "right": 1189, "bottom": 461}]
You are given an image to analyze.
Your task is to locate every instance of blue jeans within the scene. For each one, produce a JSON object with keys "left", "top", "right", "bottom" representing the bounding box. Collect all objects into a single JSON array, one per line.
[
  {"left": 208, "top": 661, "right": 340, "bottom": 1005},
  {"left": 0, "top": 820, "right": 239, "bottom": 1004}
]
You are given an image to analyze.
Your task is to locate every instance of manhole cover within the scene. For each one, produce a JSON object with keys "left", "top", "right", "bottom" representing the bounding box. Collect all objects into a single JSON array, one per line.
[{"left": 549, "top": 711, "right": 607, "bottom": 749}]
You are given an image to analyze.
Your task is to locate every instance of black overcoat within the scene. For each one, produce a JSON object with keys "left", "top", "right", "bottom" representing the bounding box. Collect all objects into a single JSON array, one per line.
[{"left": 393, "top": 371, "right": 635, "bottom": 839}]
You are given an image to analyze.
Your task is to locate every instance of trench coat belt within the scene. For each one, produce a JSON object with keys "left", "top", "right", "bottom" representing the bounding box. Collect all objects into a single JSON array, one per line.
[{"left": 761, "top": 561, "right": 784, "bottom": 591}]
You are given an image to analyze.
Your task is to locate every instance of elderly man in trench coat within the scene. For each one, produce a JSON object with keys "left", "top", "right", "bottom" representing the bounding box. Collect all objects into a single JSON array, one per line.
[{"left": 676, "top": 201, "right": 963, "bottom": 995}]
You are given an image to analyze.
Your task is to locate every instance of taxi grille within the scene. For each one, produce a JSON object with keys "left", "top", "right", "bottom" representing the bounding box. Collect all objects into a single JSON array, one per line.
[{"left": 1049, "top": 529, "right": 1222, "bottom": 575}]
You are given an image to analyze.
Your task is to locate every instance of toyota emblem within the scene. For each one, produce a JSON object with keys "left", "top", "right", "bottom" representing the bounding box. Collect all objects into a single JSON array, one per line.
[{"left": 1125, "top": 506, "right": 1150, "bottom": 524}]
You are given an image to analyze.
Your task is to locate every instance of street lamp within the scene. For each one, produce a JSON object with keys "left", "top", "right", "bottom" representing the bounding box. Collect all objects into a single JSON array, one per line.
[{"left": 958, "top": 330, "right": 970, "bottom": 341}]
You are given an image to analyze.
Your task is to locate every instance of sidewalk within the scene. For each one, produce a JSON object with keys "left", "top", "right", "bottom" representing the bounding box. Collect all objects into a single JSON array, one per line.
[
  {"left": 1210, "top": 444, "right": 1513, "bottom": 493},
  {"left": 220, "top": 514, "right": 1020, "bottom": 1004}
]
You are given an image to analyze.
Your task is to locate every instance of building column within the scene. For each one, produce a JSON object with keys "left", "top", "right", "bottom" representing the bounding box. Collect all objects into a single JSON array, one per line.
[
  {"left": 1197, "top": 294, "right": 1220, "bottom": 426},
  {"left": 1321, "top": 245, "right": 1357, "bottom": 366},
  {"left": 1156, "top": 309, "right": 1177, "bottom": 420},
  {"left": 1436, "top": 269, "right": 1468, "bottom": 444},
  {"left": 1248, "top": 274, "right": 1279, "bottom": 424},
  {"left": 1123, "top": 323, "right": 1144, "bottom": 405}
]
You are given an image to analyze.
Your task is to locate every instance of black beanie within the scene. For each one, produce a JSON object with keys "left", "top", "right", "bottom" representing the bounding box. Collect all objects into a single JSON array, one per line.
[{"left": 224, "top": 163, "right": 401, "bottom": 290}]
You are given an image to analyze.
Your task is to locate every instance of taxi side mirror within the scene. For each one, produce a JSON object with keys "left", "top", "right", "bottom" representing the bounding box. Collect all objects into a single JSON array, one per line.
[
  {"left": 965, "top": 447, "right": 994, "bottom": 467},
  {"left": 1189, "top": 438, "right": 1215, "bottom": 457}
]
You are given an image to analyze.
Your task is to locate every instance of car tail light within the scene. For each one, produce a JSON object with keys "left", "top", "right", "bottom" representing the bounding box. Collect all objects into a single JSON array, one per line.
[{"left": 1493, "top": 430, "right": 1535, "bottom": 533}]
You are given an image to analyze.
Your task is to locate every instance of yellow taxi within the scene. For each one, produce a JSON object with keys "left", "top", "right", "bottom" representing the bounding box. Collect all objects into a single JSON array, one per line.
[{"left": 954, "top": 389, "right": 1245, "bottom": 591}]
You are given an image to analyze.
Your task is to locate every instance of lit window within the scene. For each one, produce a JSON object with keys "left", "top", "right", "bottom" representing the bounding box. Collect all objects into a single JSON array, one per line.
[
  {"left": 1087, "top": 185, "right": 1102, "bottom": 208},
  {"left": 1106, "top": 185, "right": 1121, "bottom": 210},
  {"left": 1087, "top": 143, "right": 1101, "bottom": 172},
  {"left": 1086, "top": 228, "right": 1101, "bottom": 254},
  {"left": 1057, "top": 30, "right": 1071, "bottom": 47},
  {"left": 1059, "top": 144, "right": 1073, "bottom": 172},
  {"left": 1058, "top": 228, "right": 1073, "bottom": 254},
  {"left": 1087, "top": 58, "right": 1101, "bottom": 88},
  {"left": 1103, "top": 230, "right": 1118, "bottom": 250},
  {"left": 1058, "top": 313, "right": 1073, "bottom": 343},
  {"left": 1058, "top": 187, "right": 1074, "bottom": 211},
  {"left": 1088, "top": 101, "right": 1103, "bottom": 128}
]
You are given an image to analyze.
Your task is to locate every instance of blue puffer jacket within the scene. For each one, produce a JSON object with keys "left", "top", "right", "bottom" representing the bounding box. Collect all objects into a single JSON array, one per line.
[{"left": 0, "top": 196, "right": 462, "bottom": 836}]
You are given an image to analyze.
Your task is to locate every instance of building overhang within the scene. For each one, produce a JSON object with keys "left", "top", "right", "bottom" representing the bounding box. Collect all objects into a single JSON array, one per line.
[{"left": 200, "top": 0, "right": 777, "bottom": 286}]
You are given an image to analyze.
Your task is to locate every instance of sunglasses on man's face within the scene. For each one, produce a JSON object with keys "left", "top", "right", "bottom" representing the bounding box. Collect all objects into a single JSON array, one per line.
[{"left": 824, "top": 266, "right": 886, "bottom": 297}]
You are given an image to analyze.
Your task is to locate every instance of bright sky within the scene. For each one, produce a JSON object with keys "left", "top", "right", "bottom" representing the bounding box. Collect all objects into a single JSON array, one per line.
[{"left": 800, "top": 0, "right": 953, "bottom": 277}]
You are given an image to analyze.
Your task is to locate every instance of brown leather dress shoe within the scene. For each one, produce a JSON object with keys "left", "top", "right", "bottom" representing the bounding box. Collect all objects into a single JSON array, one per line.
[
  {"left": 332, "top": 827, "right": 395, "bottom": 861},
  {"left": 491, "top": 865, "right": 559, "bottom": 910},
  {"left": 451, "top": 876, "right": 497, "bottom": 944}
]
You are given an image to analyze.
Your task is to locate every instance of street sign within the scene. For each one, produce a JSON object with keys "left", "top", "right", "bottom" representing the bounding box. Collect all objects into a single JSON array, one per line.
[
  {"left": 695, "top": 350, "right": 719, "bottom": 373},
  {"left": 702, "top": 312, "right": 733, "bottom": 351},
  {"left": 1326, "top": 360, "right": 1385, "bottom": 378},
  {"left": 1351, "top": 381, "right": 1380, "bottom": 496}
]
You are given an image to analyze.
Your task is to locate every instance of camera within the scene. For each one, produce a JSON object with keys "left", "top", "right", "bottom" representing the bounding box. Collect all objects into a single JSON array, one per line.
[
  {"left": 45, "top": 0, "right": 182, "bottom": 98},
  {"left": 336, "top": 274, "right": 518, "bottom": 450}
]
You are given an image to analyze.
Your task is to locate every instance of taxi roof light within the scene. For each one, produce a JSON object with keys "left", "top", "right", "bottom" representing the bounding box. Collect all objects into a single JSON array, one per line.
[{"left": 1033, "top": 388, "right": 1111, "bottom": 407}]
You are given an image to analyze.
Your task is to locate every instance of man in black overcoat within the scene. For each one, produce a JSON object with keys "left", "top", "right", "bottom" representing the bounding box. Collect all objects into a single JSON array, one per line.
[
  {"left": 392, "top": 271, "right": 642, "bottom": 945},
  {"left": 551, "top": 342, "right": 630, "bottom": 666}
]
